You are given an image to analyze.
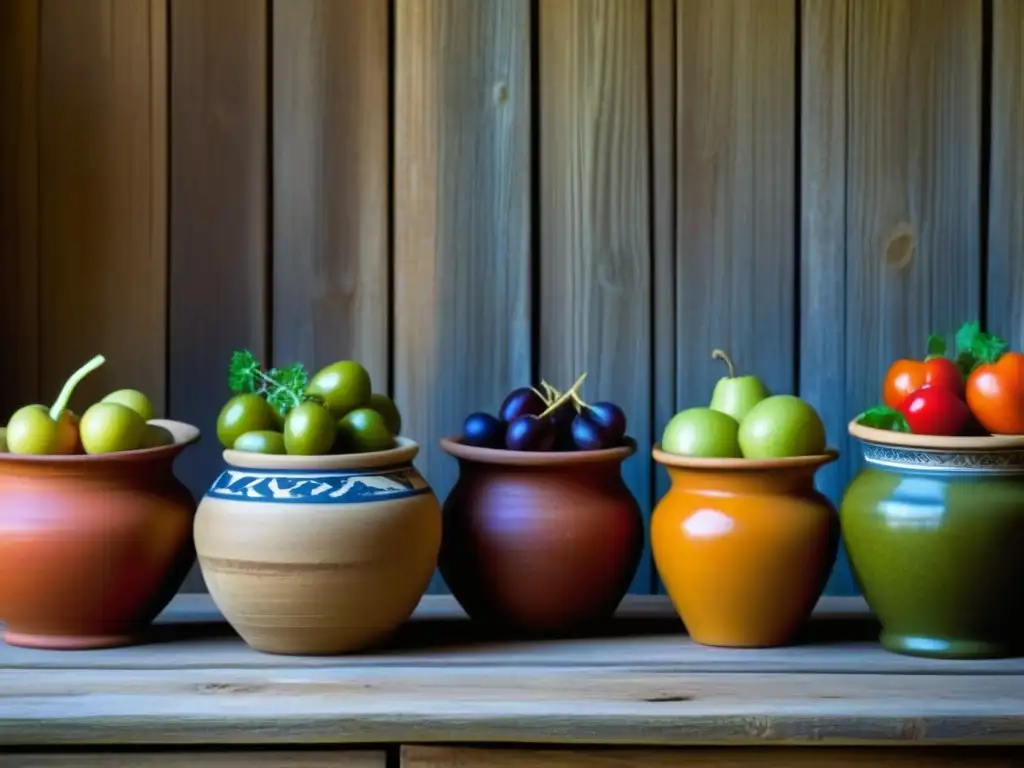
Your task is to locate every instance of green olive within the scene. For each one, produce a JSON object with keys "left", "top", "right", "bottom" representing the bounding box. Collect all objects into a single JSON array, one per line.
[
  {"left": 305, "top": 361, "right": 372, "bottom": 418},
  {"left": 216, "top": 394, "right": 278, "bottom": 449},
  {"left": 336, "top": 408, "right": 396, "bottom": 453},
  {"left": 102, "top": 389, "right": 155, "bottom": 421},
  {"left": 284, "top": 402, "right": 337, "bottom": 456},
  {"left": 139, "top": 423, "right": 175, "bottom": 448},
  {"left": 234, "top": 430, "right": 287, "bottom": 455},
  {"left": 79, "top": 402, "right": 146, "bottom": 454},
  {"left": 368, "top": 393, "right": 402, "bottom": 435},
  {"left": 6, "top": 405, "right": 60, "bottom": 454}
]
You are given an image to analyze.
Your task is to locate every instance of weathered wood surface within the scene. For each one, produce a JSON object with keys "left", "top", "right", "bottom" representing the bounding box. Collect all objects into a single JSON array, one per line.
[
  {"left": 1, "top": 595, "right": 1022, "bottom": 747},
  {"left": 393, "top": 0, "right": 532, "bottom": 592},
  {"left": 38, "top": 0, "right": 168, "bottom": 412},
  {"left": 0, "top": 754, "right": 384, "bottom": 767},
  {"left": 272, "top": 0, "right": 389, "bottom": 387},
  {"left": 0, "top": 0, "right": 39, "bottom": 422},
  {"left": 800, "top": 0, "right": 852, "bottom": 595},
  {"left": 540, "top": 0, "right": 653, "bottom": 592},
  {"left": 988, "top": 0, "right": 1024, "bottom": 347},
  {"left": 168, "top": 0, "right": 269, "bottom": 592},
  {"left": 402, "top": 746, "right": 1024, "bottom": 767}
]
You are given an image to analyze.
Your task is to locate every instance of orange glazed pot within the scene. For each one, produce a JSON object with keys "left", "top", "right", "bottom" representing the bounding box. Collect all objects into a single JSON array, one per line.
[
  {"left": 0, "top": 420, "right": 200, "bottom": 650},
  {"left": 651, "top": 445, "right": 840, "bottom": 648},
  {"left": 438, "top": 436, "right": 644, "bottom": 635}
]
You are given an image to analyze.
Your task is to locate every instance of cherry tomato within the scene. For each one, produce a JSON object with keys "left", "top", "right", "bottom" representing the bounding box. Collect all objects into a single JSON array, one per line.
[
  {"left": 966, "top": 351, "right": 1024, "bottom": 435},
  {"left": 897, "top": 386, "right": 971, "bottom": 436},
  {"left": 883, "top": 356, "right": 964, "bottom": 409}
]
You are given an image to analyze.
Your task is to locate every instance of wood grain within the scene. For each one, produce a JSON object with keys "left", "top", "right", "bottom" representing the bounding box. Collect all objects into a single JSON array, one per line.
[
  {"left": 845, "top": 0, "right": 981, "bottom": 473},
  {"left": 401, "top": 746, "right": 1024, "bottom": 768},
  {"left": 38, "top": 0, "right": 168, "bottom": 412},
  {"left": 0, "top": 0, "right": 39, "bottom": 421},
  {"left": 987, "top": 0, "right": 1024, "bottom": 346},
  {"left": 540, "top": 0, "right": 652, "bottom": 593},
  {"left": 4, "top": 594, "right": 1022, "bottom": 677},
  {"left": 651, "top": 0, "right": 676, "bottom": 593},
  {"left": 272, "top": 0, "right": 389, "bottom": 387},
  {"left": 800, "top": 0, "right": 854, "bottom": 594},
  {"left": 168, "top": 0, "right": 268, "bottom": 592},
  {"left": 0, "top": 665, "right": 1021, "bottom": 747},
  {"left": 0, "top": 753, "right": 384, "bottom": 767},
  {"left": 675, "top": 0, "right": 797, "bottom": 422},
  {"left": 393, "top": 0, "right": 532, "bottom": 591}
]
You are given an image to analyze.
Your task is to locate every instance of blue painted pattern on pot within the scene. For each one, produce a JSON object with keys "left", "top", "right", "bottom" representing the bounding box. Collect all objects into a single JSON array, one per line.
[{"left": 204, "top": 465, "right": 430, "bottom": 505}]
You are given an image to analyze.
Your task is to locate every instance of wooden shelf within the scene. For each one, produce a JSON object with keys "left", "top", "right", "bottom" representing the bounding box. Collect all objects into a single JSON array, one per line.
[{"left": 1, "top": 595, "right": 1022, "bottom": 749}]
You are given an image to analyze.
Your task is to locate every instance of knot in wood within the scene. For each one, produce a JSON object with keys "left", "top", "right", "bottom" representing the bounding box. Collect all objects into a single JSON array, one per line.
[
  {"left": 493, "top": 82, "right": 509, "bottom": 105},
  {"left": 884, "top": 223, "right": 916, "bottom": 270}
]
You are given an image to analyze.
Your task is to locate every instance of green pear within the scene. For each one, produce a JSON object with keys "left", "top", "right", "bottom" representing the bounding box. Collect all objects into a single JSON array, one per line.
[
  {"left": 661, "top": 407, "right": 742, "bottom": 458},
  {"left": 708, "top": 349, "right": 771, "bottom": 422}
]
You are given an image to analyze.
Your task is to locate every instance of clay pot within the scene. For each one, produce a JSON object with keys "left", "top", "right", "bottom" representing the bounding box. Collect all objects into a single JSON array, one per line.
[
  {"left": 194, "top": 437, "right": 441, "bottom": 655},
  {"left": 652, "top": 445, "right": 840, "bottom": 648},
  {"left": 842, "top": 422, "right": 1024, "bottom": 659},
  {"left": 437, "top": 436, "right": 644, "bottom": 635},
  {"left": 0, "top": 420, "right": 200, "bottom": 650}
]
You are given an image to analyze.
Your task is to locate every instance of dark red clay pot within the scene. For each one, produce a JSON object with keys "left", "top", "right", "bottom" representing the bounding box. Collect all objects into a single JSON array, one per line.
[
  {"left": 0, "top": 420, "right": 200, "bottom": 650},
  {"left": 438, "top": 436, "right": 644, "bottom": 635}
]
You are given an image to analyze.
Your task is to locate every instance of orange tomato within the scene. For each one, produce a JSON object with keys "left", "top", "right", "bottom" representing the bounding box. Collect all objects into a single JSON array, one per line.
[
  {"left": 966, "top": 351, "right": 1024, "bottom": 435},
  {"left": 882, "top": 357, "right": 964, "bottom": 409}
]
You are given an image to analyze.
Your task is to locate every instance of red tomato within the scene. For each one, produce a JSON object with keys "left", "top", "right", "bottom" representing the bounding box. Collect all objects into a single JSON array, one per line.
[
  {"left": 897, "top": 386, "right": 971, "bottom": 436},
  {"left": 882, "top": 356, "right": 964, "bottom": 409}
]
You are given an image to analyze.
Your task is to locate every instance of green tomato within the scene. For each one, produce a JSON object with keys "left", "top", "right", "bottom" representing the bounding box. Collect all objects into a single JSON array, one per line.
[
  {"left": 6, "top": 405, "right": 59, "bottom": 455},
  {"left": 337, "top": 408, "right": 396, "bottom": 453},
  {"left": 216, "top": 394, "right": 278, "bottom": 449},
  {"left": 233, "top": 430, "right": 287, "bottom": 455},
  {"left": 305, "top": 361, "right": 372, "bottom": 418},
  {"left": 368, "top": 393, "right": 402, "bottom": 435},
  {"left": 102, "top": 389, "right": 155, "bottom": 421},
  {"left": 79, "top": 402, "right": 146, "bottom": 454},
  {"left": 284, "top": 402, "right": 337, "bottom": 456},
  {"left": 139, "top": 423, "right": 175, "bottom": 449}
]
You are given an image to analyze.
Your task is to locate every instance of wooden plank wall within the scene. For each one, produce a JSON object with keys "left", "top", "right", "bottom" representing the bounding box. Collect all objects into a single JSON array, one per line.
[{"left": 0, "top": 0, "right": 1019, "bottom": 597}]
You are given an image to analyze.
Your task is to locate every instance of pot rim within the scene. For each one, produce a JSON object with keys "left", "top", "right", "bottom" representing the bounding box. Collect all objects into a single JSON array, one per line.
[
  {"left": 0, "top": 419, "right": 200, "bottom": 466},
  {"left": 651, "top": 443, "right": 839, "bottom": 471},
  {"left": 222, "top": 436, "right": 420, "bottom": 471},
  {"left": 847, "top": 420, "right": 1024, "bottom": 452},
  {"left": 439, "top": 435, "right": 637, "bottom": 465}
]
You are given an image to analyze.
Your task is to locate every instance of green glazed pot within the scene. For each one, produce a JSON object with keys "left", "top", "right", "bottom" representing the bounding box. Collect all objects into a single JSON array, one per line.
[{"left": 841, "top": 422, "right": 1024, "bottom": 659}]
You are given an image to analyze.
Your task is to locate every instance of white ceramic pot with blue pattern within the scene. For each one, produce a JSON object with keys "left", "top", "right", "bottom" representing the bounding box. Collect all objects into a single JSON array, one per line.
[{"left": 194, "top": 437, "right": 441, "bottom": 655}]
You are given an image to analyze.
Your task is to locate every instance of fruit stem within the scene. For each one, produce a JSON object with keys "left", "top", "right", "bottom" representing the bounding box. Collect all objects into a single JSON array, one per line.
[
  {"left": 539, "top": 372, "right": 587, "bottom": 419},
  {"left": 571, "top": 390, "right": 590, "bottom": 410},
  {"left": 531, "top": 385, "right": 550, "bottom": 404},
  {"left": 712, "top": 349, "right": 736, "bottom": 378},
  {"left": 49, "top": 354, "right": 106, "bottom": 421}
]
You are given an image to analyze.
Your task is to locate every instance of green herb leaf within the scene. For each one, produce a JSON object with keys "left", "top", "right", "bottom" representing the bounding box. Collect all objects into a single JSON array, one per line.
[
  {"left": 952, "top": 320, "right": 1009, "bottom": 376},
  {"left": 228, "top": 349, "right": 262, "bottom": 394},
  {"left": 856, "top": 405, "right": 910, "bottom": 432},
  {"left": 926, "top": 334, "right": 947, "bottom": 357},
  {"left": 265, "top": 363, "right": 309, "bottom": 417}
]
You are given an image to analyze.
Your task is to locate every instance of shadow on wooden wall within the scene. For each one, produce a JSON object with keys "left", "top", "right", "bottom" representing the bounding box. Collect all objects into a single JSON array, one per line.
[{"left": 0, "top": 0, "right": 1021, "bottom": 596}]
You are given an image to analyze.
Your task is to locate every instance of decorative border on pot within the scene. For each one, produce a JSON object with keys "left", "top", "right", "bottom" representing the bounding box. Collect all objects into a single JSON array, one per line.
[
  {"left": 860, "top": 443, "right": 1024, "bottom": 474},
  {"left": 205, "top": 466, "right": 431, "bottom": 504}
]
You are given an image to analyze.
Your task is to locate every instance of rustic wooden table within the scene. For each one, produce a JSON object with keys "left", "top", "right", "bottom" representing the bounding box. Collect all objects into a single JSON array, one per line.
[{"left": 1, "top": 595, "right": 1022, "bottom": 767}]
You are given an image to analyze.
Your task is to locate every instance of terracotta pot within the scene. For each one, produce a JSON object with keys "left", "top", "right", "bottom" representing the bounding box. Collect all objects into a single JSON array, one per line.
[
  {"left": 194, "top": 437, "right": 441, "bottom": 655},
  {"left": 437, "top": 436, "right": 644, "bottom": 634},
  {"left": 651, "top": 445, "right": 840, "bottom": 648},
  {"left": 842, "top": 422, "right": 1024, "bottom": 659},
  {"left": 0, "top": 419, "right": 200, "bottom": 650}
]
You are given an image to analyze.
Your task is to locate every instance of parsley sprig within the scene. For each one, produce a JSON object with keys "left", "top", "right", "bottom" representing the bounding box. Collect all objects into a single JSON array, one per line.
[{"left": 228, "top": 349, "right": 313, "bottom": 417}]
